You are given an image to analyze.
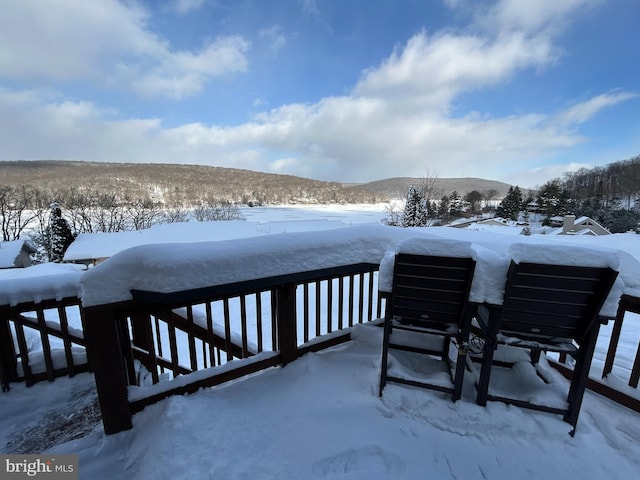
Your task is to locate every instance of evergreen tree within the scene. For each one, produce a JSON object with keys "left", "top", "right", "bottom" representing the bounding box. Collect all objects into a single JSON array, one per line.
[
  {"left": 47, "top": 203, "right": 75, "bottom": 262},
  {"left": 497, "top": 186, "right": 523, "bottom": 221},
  {"left": 400, "top": 185, "right": 431, "bottom": 227},
  {"left": 537, "top": 180, "right": 571, "bottom": 218},
  {"left": 416, "top": 197, "right": 430, "bottom": 226},
  {"left": 449, "top": 190, "right": 463, "bottom": 217},
  {"left": 402, "top": 185, "right": 418, "bottom": 227},
  {"left": 438, "top": 194, "right": 451, "bottom": 219}
]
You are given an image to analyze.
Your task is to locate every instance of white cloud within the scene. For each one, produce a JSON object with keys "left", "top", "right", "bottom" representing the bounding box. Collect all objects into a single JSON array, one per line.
[
  {"left": 480, "top": 0, "right": 603, "bottom": 34},
  {"left": 354, "top": 31, "right": 554, "bottom": 111},
  {"left": 260, "top": 26, "right": 287, "bottom": 51},
  {"left": 0, "top": 0, "right": 249, "bottom": 98},
  {"left": 301, "top": 0, "right": 320, "bottom": 17},
  {"left": 0, "top": 0, "right": 634, "bottom": 189},
  {"left": 554, "top": 91, "right": 639, "bottom": 126},
  {"left": 171, "top": 0, "right": 207, "bottom": 15},
  {"left": 131, "top": 36, "right": 250, "bottom": 99}
]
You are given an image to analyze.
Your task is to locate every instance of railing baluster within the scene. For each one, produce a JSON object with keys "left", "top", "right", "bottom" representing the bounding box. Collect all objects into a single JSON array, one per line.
[
  {"left": 348, "top": 275, "right": 355, "bottom": 327},
  {"left": 57, "top": 305, "right": 75, "bottom": 377},
  {"left": 338, "top": 277, "right": 344, "bottom": 330},
  {"left": 154, "top": 315, "right": 165, "bottom": 374},
  {"left": 315, "top": 281, "right": 321, "bottom": 337},
  {"left": 327, "top": 279, "right": 333, "bottom": 334},
  {"left": 223, "top": 298, "right": 233, "bottom": 362},
  {"left": 36, "top": 308, "right": 55, "bottom": 381},
  {"left": 270, "top": 288, "right": 278, "bottom": 350},
  {"left": 167, "top": 311, "right": 180, "bottom": 376},
  {"left": 186, "top": 306, "right": 198, "bottom": 371},
  {"left": 205, "top": 302, "right": 215, "bottom": 366},
  {"left": 256, "top": 292, "right": 263, "bottom": 353},
  {"left": 13, "top": 321, "right": 32, "bottom": 386},
  {"left": 358, "top": 272, "right": 365, "bottom": 324},
  {"left": 367, "top": 271, "right": 374, "bottom": 322},
  {"left": 303, "top": 283, "right": 310, "bottom": 343},
  {"left": 240, "top": 295, "right": 249, "bottom": 357}
]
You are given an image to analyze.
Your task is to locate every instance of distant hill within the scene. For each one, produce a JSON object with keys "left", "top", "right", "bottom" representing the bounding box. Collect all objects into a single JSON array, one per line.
[
  {"left": 0, "top": 160, "right": 381, "bottom": 205},
  {"left": 0, "top": 160, "right": 521, "bottom": 205},
  {"left": 356, "top": 177, "right": 520, "bottom": 199}
]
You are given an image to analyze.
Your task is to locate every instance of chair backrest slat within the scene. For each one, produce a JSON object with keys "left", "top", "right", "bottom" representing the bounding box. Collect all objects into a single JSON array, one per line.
[
  {"left": 500, "top": 261, "right": 618, "bottom": 340},
  {"left": 391, "top": 253, "right": 476, "bottom": 327}
]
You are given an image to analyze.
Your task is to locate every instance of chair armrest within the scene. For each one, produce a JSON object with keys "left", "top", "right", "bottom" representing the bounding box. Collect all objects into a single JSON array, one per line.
[{"left": 475, "top": 303, "right": 501, "bottom": 331}]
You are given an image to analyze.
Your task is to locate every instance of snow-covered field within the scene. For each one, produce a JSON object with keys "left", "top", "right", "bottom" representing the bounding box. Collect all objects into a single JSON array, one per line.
[{"left": 1, "top": 204, "right": 640, "bottom": 479}]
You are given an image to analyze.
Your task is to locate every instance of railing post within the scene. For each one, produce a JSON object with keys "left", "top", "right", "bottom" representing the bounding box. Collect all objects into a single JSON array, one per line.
[
  {"left": 276, "top": 282, "right": 298, "bottom": 365},
  {"left": 0, "top": 307, "right": 18, "bottom": 392},
  {"left": 82, "top": 305, "right": 132, "bottom": 434}
]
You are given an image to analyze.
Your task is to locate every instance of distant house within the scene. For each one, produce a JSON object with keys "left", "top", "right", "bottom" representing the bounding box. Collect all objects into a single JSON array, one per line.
[
  {"left": 551, "top": 215, "right": 610, "bottom": 236},
  {"left": 0, "top": 239, "right": 37, "bottom": 269},
  {"left": 477, "top": 217, "right": 511, "bottom": 227},
  {"left": 458, "top": 217, "right": 526, "bottom": 235}
]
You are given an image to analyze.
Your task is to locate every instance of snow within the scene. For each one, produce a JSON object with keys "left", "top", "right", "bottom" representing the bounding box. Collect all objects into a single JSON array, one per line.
[
  {"left": 64, "top": 203, "right": 389, "bottom": 264},
  {"left": 63, "top": 219, "right": 351, "bottom": 263},
  {"left": 2, "top": 205, "right": 640, "bottom": 479},
  {"left": 2, "top": 323, "right": 639, "bottom": 479},
  {"left": 80, "top": 224, "right": 640, "bottom": 313},
  {"left": 79, "top": 225, "right": 406, "bottom": 307},
  {"left": 0, "top": 239, "right": 35, "bottom": 268},
  {"left": 0, "top": 263, "right": 85, "bottom": 306}
]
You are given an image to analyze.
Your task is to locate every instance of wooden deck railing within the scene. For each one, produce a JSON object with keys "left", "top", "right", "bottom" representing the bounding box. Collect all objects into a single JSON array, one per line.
[
  {"left": 82, "top": 263, "right": 386, "bottom": 434},
  {"left": 2, "top": 269, "right": 640, "bottom": 436},
  {"left": 0, "top": 297, "right": 89, "bottom": 391}
]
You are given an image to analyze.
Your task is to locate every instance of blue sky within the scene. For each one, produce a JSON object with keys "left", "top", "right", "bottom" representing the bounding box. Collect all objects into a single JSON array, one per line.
[{"left": 0, "top": 0, "right": 638, "bottom": 189}]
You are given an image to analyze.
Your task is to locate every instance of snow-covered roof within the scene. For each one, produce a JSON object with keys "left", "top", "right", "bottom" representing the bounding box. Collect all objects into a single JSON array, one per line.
[
  {"left": 466, "top": 223, "right": 524, "bottom": 235},
  {"left": 0, "top": 263, "right": 84, "bottom": 305},
  {"left": 0, "top": 239, "right": 37, "bottom": 269},
  {"left": 64, "top": 219, "right": 351, "bottom": 263}
]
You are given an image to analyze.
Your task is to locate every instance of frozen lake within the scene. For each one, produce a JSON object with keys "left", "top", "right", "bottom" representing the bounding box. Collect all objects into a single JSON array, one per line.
[{"left": 239, "top": 203, "right": 390, "bottom": 224}]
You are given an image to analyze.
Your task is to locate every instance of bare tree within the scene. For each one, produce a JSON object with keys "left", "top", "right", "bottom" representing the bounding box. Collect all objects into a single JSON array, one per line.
[
  {"left": 126, "top": 198, "right": 164, "bottom": 230},
  {"left": 417, "top": 170, "right": 443, "bottom": 207},
  {"left": 0, "top": 185, "right": 42, "bottom": 241},
  {"left": 482, "top": 189, "right": 500, "bottom": 210},
  {"left": 162, "top": 207, "right": 190, "bottom": 224},
  {"left": 464, "top": 190, "right": 483, "bottom": 214}
]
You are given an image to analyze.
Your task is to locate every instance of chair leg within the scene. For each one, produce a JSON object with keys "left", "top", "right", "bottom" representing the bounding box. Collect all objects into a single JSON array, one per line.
[
  {"left": 452, "top": 344, "right": 466, "bottom": 402},
  {"left": 530, "top": 349, "right": 541, "bottom": 364},
  {"left": 563, "top": 327, "right": 599, "bottom": 433},
  {"left": 476, "top": 307, "right": 500, "bottom": 407},
  {"left": 476, "top": 338, "right": 496, "bottom": 406},
  {"left": 379, "top": 317, "right": 392, "bottom": 397}
]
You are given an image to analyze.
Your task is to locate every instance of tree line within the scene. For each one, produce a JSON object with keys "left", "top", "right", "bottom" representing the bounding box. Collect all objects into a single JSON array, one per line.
[
  {"left": 0, "top": 185, "right": 244, "bottom": 262},
  {"left": 532, "top": 155, "right": 640, "bottom": 232},
  {"left": 384, "top": 174, "right": 500, "bottom": 227},
  {"left": 388, "top": 153, "right": 640, "bottom": 233}
]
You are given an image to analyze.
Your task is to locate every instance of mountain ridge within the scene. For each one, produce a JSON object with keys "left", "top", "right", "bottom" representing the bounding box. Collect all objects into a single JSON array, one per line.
[{"left": 0, "top": 160, "right": 518, "bottom": 204}]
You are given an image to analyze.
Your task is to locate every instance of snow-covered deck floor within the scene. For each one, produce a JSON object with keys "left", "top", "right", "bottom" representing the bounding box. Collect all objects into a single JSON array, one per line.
[{"left": 2, "top": 323, "right": 639, "bottom": 479}]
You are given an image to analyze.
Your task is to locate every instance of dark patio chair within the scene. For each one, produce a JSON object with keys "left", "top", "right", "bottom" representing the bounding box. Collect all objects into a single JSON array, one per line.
[
  {"left": 379, "top": 253, "right": 476, "bottom": 401},
  {"left": 475, "top": 261, "right": 618, "bottom": 435}
]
